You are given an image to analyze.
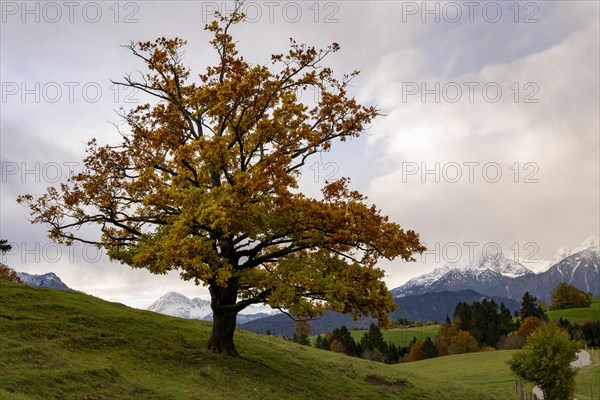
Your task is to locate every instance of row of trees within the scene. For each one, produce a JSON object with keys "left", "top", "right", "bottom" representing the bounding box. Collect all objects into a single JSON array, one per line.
[
  {"left": 292, "top": 321, "right": 437, "bottom": 364},
  {"left": 304, "top": 288, "right": 597, "bottom": 366},
  {"left": 557, "top": 317, "right": 600, "bottom": 347},
  {"left": 450, "top": 299, "right": 515, "bottom": 348},
  {"left": 311, "top": 324, "right": 409, "bottom": 364}
]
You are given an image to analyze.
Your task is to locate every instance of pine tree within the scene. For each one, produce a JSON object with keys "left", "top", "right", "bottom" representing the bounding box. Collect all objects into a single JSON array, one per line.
[
  {"left": 384, "top": 342, "right": 402, "bottom": 364},
  {"left": 360, "top": 323, "right": 387, "bottom": 354},
  {"left": 331, "top": 326, "right": 360, "bottom": 357},
  {"left": 520, "top": 292, "right": 545, "bottom": 319},
  {"left": 314, "top": 334, "right": 323, "bottom": 349},
  {"left": 0, "top": 239, "right": 12, "bottom": 254},
  {"left": 421, "top": 337, "right": 438, "bottom": 359}
]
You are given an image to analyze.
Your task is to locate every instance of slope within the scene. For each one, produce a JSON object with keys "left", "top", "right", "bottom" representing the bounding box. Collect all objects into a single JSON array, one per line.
[
  {"left": 0, "top": 280, "right": 528, "bottom": 400},
  {"left": 0, "top": 280, "right": 412, "bottom": 400},
  {"left": 546, "top": 297, "right": 600, "bottom": 323}
]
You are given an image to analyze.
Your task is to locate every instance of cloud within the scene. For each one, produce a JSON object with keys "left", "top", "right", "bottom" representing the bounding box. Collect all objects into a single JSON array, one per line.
[
  {"left": 359, "top": 1, "right": 599, "bottom": 282},
  {"left": 1, "top": 1, "right": 598, "bottom": 304}
]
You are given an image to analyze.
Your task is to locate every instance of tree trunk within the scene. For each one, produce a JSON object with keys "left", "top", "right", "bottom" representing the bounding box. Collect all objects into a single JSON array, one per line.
[
  {"left": 206, "top": 309, "right": 239, "bottom": 355},
  {"left": 206, "top": 280, "right": 240, "bottom": 355}
]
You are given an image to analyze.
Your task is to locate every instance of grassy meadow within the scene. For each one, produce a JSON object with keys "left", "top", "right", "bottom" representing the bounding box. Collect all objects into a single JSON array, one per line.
[
  {"left": 1, "top": 280, "right": 598, "bottom": 400},
  {"left": 350, "top": 325, "right": 440, "bottom": 347},
  {"left": 546, "top": 297, "right": 600, "bottom": 323}
]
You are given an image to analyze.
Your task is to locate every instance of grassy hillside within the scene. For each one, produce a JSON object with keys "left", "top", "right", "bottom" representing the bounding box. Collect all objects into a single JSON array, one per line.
[
  {"left": 350, "top": 325, "right": 440, "bottom": 347},
  {"left": 574, "top": 349, "right": 600, "bottom": 400},
  {"left": 396, "top": 351, "right": 534, "bottom": 397},
  {"left": 0, "top": 280, "right": 593, "bottom": 400},
  {"left": 546, "top": 297, "right": 600, "bottom": 323}
]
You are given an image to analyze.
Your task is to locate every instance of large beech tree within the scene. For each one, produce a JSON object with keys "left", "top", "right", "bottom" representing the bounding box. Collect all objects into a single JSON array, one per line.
[{"left": 19, "top": 9, "right": 424, "bottom": 355}]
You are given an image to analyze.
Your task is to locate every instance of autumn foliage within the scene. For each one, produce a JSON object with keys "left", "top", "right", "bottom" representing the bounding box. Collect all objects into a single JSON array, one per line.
[
  {"left": 550, "top": 283, "right": 592, "bottom": 310},
  {"left": 448, "top": 331, "right": 479, "bottom": 354},
  {"left": 517, "top": 316, "right": 542, "bottom": 338},
  {"left": 0, "top": 264, "right": 22, "bottom": 284},
  {"left": 404, "top": 339, "right": 425, "bottom": 362},
  {"left": 17, "top": 6, "right": 424, "bottom": 355}
]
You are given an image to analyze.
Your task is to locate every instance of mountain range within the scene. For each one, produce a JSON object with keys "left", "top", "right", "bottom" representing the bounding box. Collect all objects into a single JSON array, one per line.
[
  {"left": 391, "top": 236, "right": 599, "bottom": 302},
  {"left": 146, "top": 291, "right": 279, "bottom": 325},
  {"left": 239, "top": 290, "right": 521, "bottom": 337},
  {"left": 240, "top": 237, "right": 598, "bottom": 336},
  {"left": 16, "top": 272, "right": 72, "bottom": 291}
]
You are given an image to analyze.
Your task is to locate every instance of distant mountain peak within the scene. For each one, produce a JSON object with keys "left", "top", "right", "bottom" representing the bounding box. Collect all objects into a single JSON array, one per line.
[
  {"left": 147, "top": 292, "right": 212, "bottom": 320},
  {"left": 391, "top": 238, "right": 600, "bottom": 301},
  {"left": 444, "top": 248, "right": 533, "bottom": 278},
  {"left": 543, "top": 236, "right": 600, "bottom": 270},
  {"left": 16, "top": 271, "right": 72, "bottom": 291},
  {"left": 573, "top": 236, "right": 600, "bottom": 254},
  {"left": 147, "top": 291, "right": 279, "bottom": 323}
]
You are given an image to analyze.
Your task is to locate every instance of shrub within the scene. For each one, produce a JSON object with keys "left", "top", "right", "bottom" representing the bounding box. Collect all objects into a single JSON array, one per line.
[
  {"left": 448, "top": 331, "right": 479, "bottom": 355},
  {"left": 517, "top": 316, "right": 542, "bottom": 338},
  {"left": 361, "top": 348, "right": 386, "bottom": 363},
  {"left": 0, "top": 263, "right": 22, "bottom": 283},
  {"left": 497, "top": 333, "right": 526, "bottom": 350}
]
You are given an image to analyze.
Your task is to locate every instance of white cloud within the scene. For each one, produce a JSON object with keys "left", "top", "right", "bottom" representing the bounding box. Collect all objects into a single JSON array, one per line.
[{"left": 360, "top": 1, "right": 599, "bottom": 282}]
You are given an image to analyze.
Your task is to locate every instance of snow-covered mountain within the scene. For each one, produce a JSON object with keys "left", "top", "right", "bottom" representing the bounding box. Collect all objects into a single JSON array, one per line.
[
  {"left": 391, "top": 237, "right": 600, "bottom": 301},
  {"left": 446, "top": 249, "right": 533, "bottom": 277},
  {"left": 147, "top": 292, "right": 212, "bottom": 320},
  {"left": 392, "top": 248, "right": 533, "bottom": 297},
  {"left": 147, "top": 292, "right": 280, "bottom": 324},
  {"left": 16, "top": 272, "right": 72, "bottom": 291},
  {"left": 519, "top": 236, "right": 600, "bottom": 274}
]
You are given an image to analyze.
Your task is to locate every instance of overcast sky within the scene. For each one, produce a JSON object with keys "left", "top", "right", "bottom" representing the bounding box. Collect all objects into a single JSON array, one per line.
[{"left": 1, "top": 1, "right": 598, "bottom": 308}]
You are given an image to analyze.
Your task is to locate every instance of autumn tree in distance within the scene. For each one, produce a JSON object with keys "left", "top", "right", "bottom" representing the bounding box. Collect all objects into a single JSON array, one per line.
[{"left": 18, "top": 5, "right": 425, "bottom": 355}]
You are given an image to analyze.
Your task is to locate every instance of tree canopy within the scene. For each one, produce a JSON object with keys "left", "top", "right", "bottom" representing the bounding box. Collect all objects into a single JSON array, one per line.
[
  {"left": 452, "top": 299, "right": 514, "bottom": 348},
  {"left": 550, "top": 283, "right": 592, "bottom": 310},
  {"left": 18, "top": 6, "right": 424, "bottom": 355}
]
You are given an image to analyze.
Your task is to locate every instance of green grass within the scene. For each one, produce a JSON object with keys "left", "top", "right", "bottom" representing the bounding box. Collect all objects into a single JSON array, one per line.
[
  {"left": 574, "top": 348, "right": 600, "bottom": 400},
  {"left": 547, "top": 298, "right": 600, "bottom": 323},
  {"left": 3, "top": 279, "right": 579, "bottom": 400},
  {"left": 395, "top": 351, "right": 534, "bottom": 398},
  {"left": 350, "top": 325, "right": 440, "bottom": 347}
]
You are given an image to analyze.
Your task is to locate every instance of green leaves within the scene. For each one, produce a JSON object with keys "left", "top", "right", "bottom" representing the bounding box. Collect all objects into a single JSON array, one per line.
[{"left": 507, "top": 323, "right": 583, "bottom": 400}]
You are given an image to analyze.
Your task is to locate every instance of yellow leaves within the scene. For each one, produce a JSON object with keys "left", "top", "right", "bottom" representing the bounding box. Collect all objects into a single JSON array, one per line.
[{"left": 255, "top": 250, "right": 396, "bottom": 322}]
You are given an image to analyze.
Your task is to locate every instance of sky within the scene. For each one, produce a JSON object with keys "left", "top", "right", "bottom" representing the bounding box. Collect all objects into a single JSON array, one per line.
[{"left": 1, "top": 0, "right": 599, "bottom": 309}]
